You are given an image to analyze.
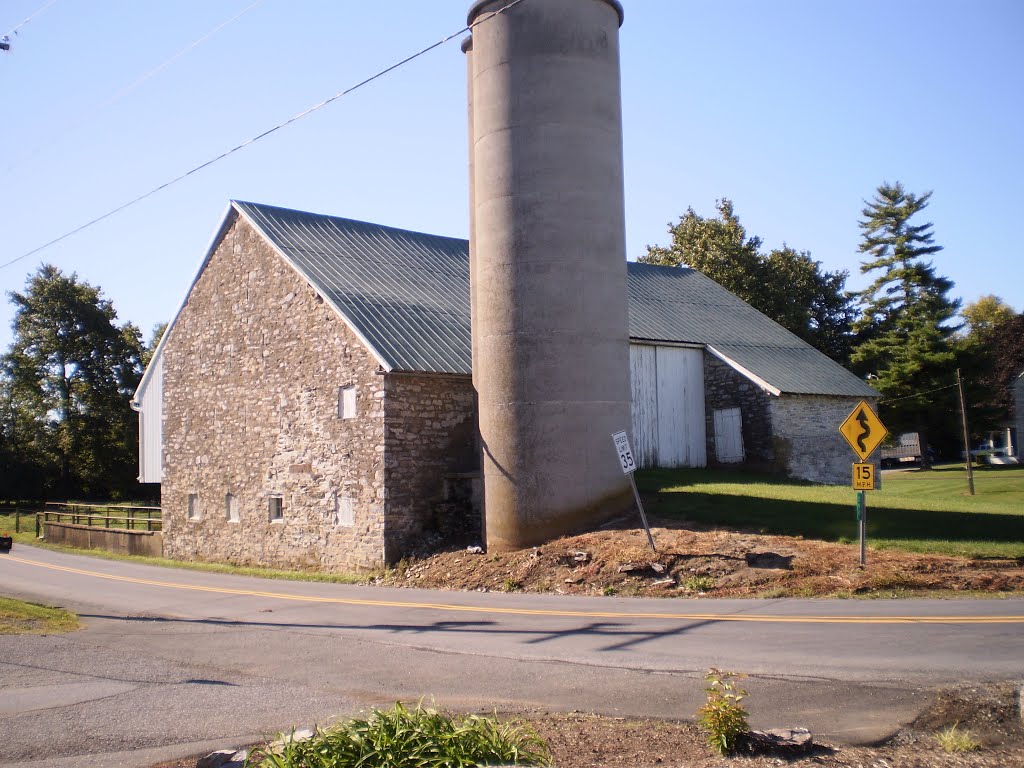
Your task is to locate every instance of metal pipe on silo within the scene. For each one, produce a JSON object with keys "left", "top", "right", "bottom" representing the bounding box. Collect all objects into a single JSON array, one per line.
[{"left": 467, "top": 0, "right": 632, "bottom": 551}]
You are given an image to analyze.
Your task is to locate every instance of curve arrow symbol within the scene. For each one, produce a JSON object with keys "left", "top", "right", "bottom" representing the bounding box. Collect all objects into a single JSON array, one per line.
[{"left": 855, "top": 407, "right": 871, "bottom": 454}]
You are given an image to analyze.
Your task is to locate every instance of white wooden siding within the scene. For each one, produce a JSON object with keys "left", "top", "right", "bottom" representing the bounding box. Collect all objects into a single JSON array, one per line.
[
  {"left": 629, "top": 345, "right": 658, "bottom": 467},
  {"left": 629, "top": 344, "right": 707, "bottom": 468},
  {"left": 136, "top": 353, "right": 163, "bottom": 483},
  {"left": 713, "top": 407, "right": 745, "bottom": 463}
]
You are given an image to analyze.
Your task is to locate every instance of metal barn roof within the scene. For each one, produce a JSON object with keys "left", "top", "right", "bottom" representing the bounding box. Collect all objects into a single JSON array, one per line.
[
  {"left": 236, "top": 201, "right": 472, "bottom": 375},
  {"left": 232, "top": 200, "right": 876, "bottom": 397},
  {"left": 626, "top": 263, "right": 877, "bottom": 397}
]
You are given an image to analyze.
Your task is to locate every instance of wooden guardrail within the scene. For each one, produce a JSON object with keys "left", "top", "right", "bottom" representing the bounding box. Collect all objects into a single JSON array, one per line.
[{"left": 38, "top": 503, "right": 162, "bottom": 535}]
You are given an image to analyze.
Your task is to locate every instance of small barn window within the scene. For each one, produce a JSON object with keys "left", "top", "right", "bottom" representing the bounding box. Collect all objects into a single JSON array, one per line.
[
  {"left": 225, "top": 493, "right": 239, "bottom": 523},
  {"left": 334, "top": 493, "right": 354, "bottom": 527},
  {"left": 187, "top": 493, "right": 201, "bottom": 521},
  {"left": 268, "top": 495, "right": 284, "bottom": 522},
  {"left": 339, "top": 385, "right": 357, "bottom": 419}
]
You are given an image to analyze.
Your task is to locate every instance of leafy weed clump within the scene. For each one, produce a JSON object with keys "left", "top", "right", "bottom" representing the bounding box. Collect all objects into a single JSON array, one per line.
[
  {"left": 935, "top": 722, "right": 981, "bottom": 753},
  {"left": 247, "top": 702, "right": 550, "bottom": 767},
  {"left": 697, "top": 669, "right": 749, "bottom": 755},
  {"left": 681, "top": 576, "right": 716, "bottom": 593}
]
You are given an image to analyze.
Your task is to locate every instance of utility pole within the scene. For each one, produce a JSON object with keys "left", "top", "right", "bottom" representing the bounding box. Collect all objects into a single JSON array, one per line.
[{"left": 957, "top": 369, "right": 975, "bottom": 496}]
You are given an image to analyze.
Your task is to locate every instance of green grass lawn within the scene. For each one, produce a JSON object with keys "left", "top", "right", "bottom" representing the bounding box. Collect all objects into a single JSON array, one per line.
[
  {"left": 0, "top": 596, "right": 79, "bottom": 635},
  {"left": 636, "top": 464, "right": 1024, "bottom": 559}
]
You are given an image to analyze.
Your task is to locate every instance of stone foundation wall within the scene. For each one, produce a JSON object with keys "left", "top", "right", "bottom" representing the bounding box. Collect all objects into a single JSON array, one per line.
[
  {"left": 162, "top": 214, "right": 387, "bottom": 571},
  {"left": 703, "top": 354, "right": 775, "bottom": 468},
  {"left": 44, "top": 523, "right": 163, "bottom": 557},
  {"left": 383, "top": 374, "right": 479, "bottom": 561},
  {"left": 770, "top": 395, "right": 880, "bottom": 485}
]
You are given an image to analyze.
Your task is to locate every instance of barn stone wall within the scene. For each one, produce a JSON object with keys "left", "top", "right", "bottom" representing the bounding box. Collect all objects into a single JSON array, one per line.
[
  {"left": 770, "top": 394, "right": 880, "bottom": 485},
  {"left": 382, "top": 374, "right": 480, "bottom": 561},
  {"left": 162, "top": 214, "right": 388, "bottom": 571},
  {"left": 703, "top": 354, "right": 775, "bottom": 469}
]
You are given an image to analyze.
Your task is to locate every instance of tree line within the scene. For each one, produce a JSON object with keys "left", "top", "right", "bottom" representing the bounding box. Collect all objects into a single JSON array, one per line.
[
  {"left": 641, "top": 182, "right": 1024, "bottom": 463},
  {"left": 1, "top": 181, "right": 1021, "bottom": 500}
]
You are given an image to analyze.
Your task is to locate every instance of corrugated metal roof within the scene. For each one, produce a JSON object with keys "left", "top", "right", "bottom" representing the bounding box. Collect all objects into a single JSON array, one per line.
[
  {"left": 232, "top": 201, "right": 877, "bottom": 396},
  {"left": 235, "top": 201, "right": 472, "bottom": 375},
  {"left": 627, "top": 263, "right": 878, "bottom": 397}
]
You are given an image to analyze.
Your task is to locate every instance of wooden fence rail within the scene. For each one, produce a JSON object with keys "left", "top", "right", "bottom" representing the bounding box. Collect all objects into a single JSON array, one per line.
[{"left": 36, "top": 505, "right": 163, "bottom": 534}]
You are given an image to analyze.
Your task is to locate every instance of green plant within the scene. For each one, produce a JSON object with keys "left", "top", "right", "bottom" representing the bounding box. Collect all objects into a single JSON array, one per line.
[
  {"left": 502, "top": 578, "right": 523, "bottom": 593},
  {"left": 935, "top": 723, "right": 981, "bottom": 753},
  {"left": 602, "top": 585, "right": 618, "bottom": 596},
  {"left": 697, "top": 669, "right": 749, "bottom": 755},
  {"left": 246, "top": 702, "right": 550, "bottom": 767},
  {"left": 681, "top": 576, "right": 716, "bottom": 593}
]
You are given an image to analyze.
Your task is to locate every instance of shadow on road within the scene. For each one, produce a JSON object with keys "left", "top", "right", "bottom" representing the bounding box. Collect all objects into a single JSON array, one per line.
[{"left": 79, "top": 613, "right": 721, "bottom": 653}]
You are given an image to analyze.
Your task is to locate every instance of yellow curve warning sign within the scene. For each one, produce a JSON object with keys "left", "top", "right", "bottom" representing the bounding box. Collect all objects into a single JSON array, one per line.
[{"left": 839, "top": 400, "right": 888, "bottom": 462}]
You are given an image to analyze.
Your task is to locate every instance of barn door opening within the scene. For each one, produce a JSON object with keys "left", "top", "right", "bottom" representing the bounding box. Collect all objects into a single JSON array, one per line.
[{"left": 713, "top": 407, "right": 744, "bottom": 464}]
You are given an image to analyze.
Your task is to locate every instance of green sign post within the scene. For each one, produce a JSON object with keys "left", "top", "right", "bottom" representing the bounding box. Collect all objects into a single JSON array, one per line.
[{"left": 839, "top": 401, "right": 888, "bottom": 566}]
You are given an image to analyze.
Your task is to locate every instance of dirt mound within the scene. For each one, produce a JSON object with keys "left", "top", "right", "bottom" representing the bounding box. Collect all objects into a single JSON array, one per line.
[{"left": 375, "top": 518, "right": 1024, "bottom": 598}]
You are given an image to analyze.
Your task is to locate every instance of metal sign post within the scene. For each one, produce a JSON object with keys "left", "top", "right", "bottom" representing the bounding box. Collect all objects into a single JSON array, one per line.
[
  {"left": 612, "top": 431, "right": 656, "bottom": 552},
  {"left": 839, "top": 401, "right": 887, "bottom": 566},
  {"left": 856, "top": 490, "right": 866, "bottom": 566}
]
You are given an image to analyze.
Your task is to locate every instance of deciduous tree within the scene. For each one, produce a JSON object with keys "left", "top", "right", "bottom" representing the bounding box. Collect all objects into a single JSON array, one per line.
[
  {"left": 2, "top": 265, "right": 144, "bottom": 499},
  {"left": 960, "top": 295, "right": 1015, "bottom": 338},
  {"left": 641, "top": 199, "right": 855, "bottom": 362}
]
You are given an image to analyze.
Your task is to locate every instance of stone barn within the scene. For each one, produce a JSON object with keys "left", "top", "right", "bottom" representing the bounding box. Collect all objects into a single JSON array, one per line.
[{"left": 134, "top": 201, "right": 877, "bottom": 570}]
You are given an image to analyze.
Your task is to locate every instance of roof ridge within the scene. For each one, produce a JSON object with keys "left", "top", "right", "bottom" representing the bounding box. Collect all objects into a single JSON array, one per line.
[{"left": 232, "top": 200, "right": 469, "bottom": 248}]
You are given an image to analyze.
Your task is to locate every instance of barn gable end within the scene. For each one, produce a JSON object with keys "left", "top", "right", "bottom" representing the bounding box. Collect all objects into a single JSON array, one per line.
[{"left": 160, "top": 213, "right": 389, "bottom": 570}]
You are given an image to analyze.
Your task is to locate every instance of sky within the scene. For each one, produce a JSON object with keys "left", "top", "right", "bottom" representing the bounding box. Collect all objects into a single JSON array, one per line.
[{"left": 1, "top": 0, "right": 1021, "bottom": 355}]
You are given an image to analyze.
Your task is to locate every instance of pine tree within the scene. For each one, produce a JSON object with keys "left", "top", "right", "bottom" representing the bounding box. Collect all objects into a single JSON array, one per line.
[{"left": 851, "top": 183, "right": 960, "bottom": 463}]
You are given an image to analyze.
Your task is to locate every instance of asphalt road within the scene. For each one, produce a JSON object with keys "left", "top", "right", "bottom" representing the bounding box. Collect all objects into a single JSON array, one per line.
[{"left": 2, "top": 544, "right": 1023, "bottom": 767}]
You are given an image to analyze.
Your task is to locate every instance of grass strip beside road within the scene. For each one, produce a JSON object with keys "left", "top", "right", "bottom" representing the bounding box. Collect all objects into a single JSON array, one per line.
[
  {"left": 0, "top": 511, "right": 372, "bottom": 585},
  {"left": 638, "top": 464, "right": 1024, "bottom": 559},
  {"left": 0, "top": 595, "right": 79, "bottom": 635}
]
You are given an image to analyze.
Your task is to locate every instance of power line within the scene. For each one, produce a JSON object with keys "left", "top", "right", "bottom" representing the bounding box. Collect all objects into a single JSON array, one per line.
[
  {"left": 0, "top": 0, "right": 526, "bottom": 272},
  {"left": 3, "top": 0, "right": 59, "bottom": 40},
  {"left": 5, "top": 0, "right": 267, "bottom": 174},
  {"left": 879, "top": 382, "right": 958, "bottom": 404}
]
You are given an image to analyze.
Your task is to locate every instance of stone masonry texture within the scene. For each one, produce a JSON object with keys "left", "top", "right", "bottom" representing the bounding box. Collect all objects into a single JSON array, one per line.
[
  {"left": 770, "top": 394, "right": 881, "bottom": 485},
  {"left": 704, "top": 353, "right": 879, "bottom": 485},
  {"left": 382, "top": 373, "right": 479, "bottom": 562},
  {"left": 161, "top": 214, "right": 477, "bottom": 570},
  {"left": 703, "top": 353, "right": 775, "bottom": 470}
]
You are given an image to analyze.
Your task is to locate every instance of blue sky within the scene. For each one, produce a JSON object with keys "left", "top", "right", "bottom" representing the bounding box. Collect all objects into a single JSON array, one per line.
[{"left": 1, "top": 0, "right": 1021, "bottom": 354}]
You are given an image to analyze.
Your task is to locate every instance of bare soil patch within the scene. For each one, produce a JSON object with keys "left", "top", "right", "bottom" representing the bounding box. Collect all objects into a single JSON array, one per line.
[{"left": 373, "top": 518, "right": 1024, "bottom": 598}]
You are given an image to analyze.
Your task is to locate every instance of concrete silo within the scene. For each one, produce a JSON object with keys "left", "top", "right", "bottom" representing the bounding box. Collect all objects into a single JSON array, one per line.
[{"left": 465, "top": 0, "right": 632, "bottom": 550}]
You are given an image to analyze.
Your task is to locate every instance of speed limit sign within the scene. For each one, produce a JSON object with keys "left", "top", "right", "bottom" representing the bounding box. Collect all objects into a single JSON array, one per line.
[
  {"left": 611, "top": 430, "right": 654, "bottom": 551},
  {"left": 612, "top": 431, "right": 636, "bottom": 474}
]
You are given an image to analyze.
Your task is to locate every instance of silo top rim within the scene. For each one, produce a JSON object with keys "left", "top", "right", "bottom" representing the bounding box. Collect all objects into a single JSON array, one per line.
[{"left": 467, "top": 0, "right": 624, "bottom": 28}]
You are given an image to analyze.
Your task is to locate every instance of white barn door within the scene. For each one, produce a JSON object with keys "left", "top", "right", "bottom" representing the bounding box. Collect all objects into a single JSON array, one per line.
[
  {"left": 630, "top": 344, "right": 707, "bottom": 468},
  {"left": 713, "top": 407, "right": 744, "bottom": 463},
  {"left": 629, "top": 345, "right": 658, "bottom": 467}
]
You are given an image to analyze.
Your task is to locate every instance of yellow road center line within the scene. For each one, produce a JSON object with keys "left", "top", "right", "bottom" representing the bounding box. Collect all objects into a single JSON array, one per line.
[{"left": 5, "top": 554, "right": 1024, "bottom": 624}]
